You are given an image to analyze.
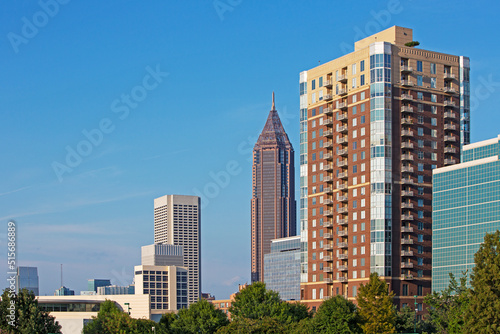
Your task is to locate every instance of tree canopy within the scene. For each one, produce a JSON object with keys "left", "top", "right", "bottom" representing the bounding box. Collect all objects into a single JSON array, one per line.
[
  {"left": 171, "top": 299, "right": 228, "bottom": 334},
  {"left": 307, "top": 295, "right": 362, "bottom": 334}
]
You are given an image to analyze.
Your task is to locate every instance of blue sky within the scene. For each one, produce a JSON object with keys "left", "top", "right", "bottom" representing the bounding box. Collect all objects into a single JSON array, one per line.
[{"left": 1, "top": 0, "right": 500, "bottom": 299}]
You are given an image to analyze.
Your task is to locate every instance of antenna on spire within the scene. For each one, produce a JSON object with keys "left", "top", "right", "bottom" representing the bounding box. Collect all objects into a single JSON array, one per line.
[
  {"left": 61, "top": 264, "right": 63, "bottom": 287},
  {"left": 272, "top": 91, "right": 275, "bottom": 110}
]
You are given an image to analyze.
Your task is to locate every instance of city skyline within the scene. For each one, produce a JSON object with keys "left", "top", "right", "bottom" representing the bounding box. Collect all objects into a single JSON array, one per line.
[{"left": 2, "top": 0, "right": 500, "bottom": 300}]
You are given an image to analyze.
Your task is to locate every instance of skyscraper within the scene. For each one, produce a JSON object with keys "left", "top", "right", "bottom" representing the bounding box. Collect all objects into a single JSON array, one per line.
[
  {"left": 432, "top": 135, "right": 500, "bottom": 292},
  {"left": 299, "top": 26, "right": 469, "bottom": 310},
  {"left": 154, "top": 195, "right": 200, "bottom": 305},
  {"left": 16, "top": 266, "right": 39, "bottom": 296},
  {"left": 251, "top": 93, "right": 296, "bottom": 283}
]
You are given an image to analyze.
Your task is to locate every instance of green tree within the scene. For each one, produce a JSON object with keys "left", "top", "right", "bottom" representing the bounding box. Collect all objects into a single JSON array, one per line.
[
  {"left": 215, "top": 316, "right": 288, "bottom": 334},
  {"left": 356, "top": 272, "right": 396, "bottom": 334},
  {"left": 395, "top": 305, "right": 435, "bottom": 334},
  {"left": 228, "top": 282, "right": 283, "bottom": 320},
  {"left": 275, "top": 301, "right": 311, "bottom": 325},
  {"left": 171, "top": 299, "right": 229, "bottom": 334},
  {"left": 82, "top": 300, "right": 137, "bottom": 334},
  {"left": 311, "top": 295, "right": 362, "bottom": 334},
  {"left": 464, "top": 230, "right": 500, "bottom": 333},
  {"left": 424, "top": 272, "right": 468, "bottom": 334},
  {"left": 0, "top": 289, "right": 62, "bottom": 334}
]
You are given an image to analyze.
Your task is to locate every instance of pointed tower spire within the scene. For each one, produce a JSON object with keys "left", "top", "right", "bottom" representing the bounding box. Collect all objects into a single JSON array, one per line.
[{"left": 272, "top": 91, "right": 275, "bottom": 110}]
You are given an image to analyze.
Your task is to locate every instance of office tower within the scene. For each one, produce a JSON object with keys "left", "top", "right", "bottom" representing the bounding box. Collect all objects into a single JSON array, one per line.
[
  {"left": 88, "top": 279, "right": 111, "bottom": 292},
  {"left": 154, "top": 195, "right": 200, "bottom": 305},
  {"left": 141, "top": 243, "right": 184, "bottom": 267},
  {"left": 251, "top": 93, "right": 296, "bottom": 283},
  {"left": 298, "top": 26, "right": 469, "bottom": 310},
  {"left": 55, "top": 286, "right": 75, "bottom": 296},
  {"left": 16, "top": 266, "right": 39, "bottom": 296},
  {"left": 97, "top": 285, "right": 135, "bottom": 295},
  {"left": 264, "top": 236, "right": 301, "bottom": 300},
  {"left": 432, "top": 135, "right": 500, "bottom": 292}
]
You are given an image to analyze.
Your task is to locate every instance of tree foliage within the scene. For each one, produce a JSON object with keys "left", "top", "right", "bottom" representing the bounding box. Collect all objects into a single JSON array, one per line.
[
  {"left": 464, "top": 230, "right": 500, "bottom": 333},
  {"left": 0, "top": 289, "right": 62, "bottom": 334},
  {"left": 395, "top": 305, "right": 435, "bottom": 334},
  {"left": 82, "top": 300, "right": 138, "bottom": 334},
  {"left": 216, "top": 316, "right": 288, "bottom": 334},
  {"left": 308, "top": 295, "right": 362, "bottom": 334},
  {"left": 424, "top": 272, "right": 469, "bottom": 334},
  {"left": 171, "top": 299, "right": 228, "bottom": 334},
  {"left": 356, "top": 272, "right": 396, "bottom": 334}
]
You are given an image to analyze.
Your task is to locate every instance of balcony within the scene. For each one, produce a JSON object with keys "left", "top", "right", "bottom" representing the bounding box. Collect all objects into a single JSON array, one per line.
[
  {"left": 338, "top": 230, "right": 348, "bottom": 237},
  {"left": 324, "top": 233, "right": 333, "bottom": 239},
  {"left": 444, "top": 123, "right": 457, "bottom": 131},
  {"left": 338, "top": 195, "right": 348, "bottom": 202},
  {"left": 337, "top": 183, "right": 348, "bottom": 190},
  {"left": 324, "top": 119, "right": 334, "bottom": 126},
  {"left": 444, "top": 100, "right": 457, "bottom": 108},
  {"left": 401, "top": 130, "right": 414, "bottom": 137},
  {"left": 338, "top": 172, "right": 348, "bottom": 179},
  {"left": 338, "top": 160, "right": 348, "bottom": 168},
  {"left": 401, "top": 65, "right": 413, "bottom": 73},
  {"left": 401, "top": 165, "right": 414, "bottom": 173},
  {"left": 401, "top": 226, "right": 414, "bottom": 233},
  {"left": 402, "top": 190, "right": 414, "bottom": 197},
  {"left": 338, "top": 102, "right": 348, "bottom": 110},
  {"left": 401, "top": 250, "right": 414, "bottom": 257},
  {"left": 401, "top": 80, "right": 415, "bottom": 87},
  {"left": 401, "top": 94, "right": 414, "bottom": 101},
  {"left": 324, "top": 80, "right": 333, "bottom": 87},
  {"left": 339, "top": 148, "right": 348, "bottom": 156},
  {"left": 324, "top": 199, "right": 334, "bottom": 205},
  {"left": 402, "top": 178, "right": 414, "bottom": 185},
  {"left": 401, "top": 154, "right": 414, "bottom": 161},
  {"left": 401, "top": 202, "right": 414, "bottom": 209},
  {"left": 338, "top": 125, "right": 348, "bottom": 133},
  {"left": 401, "top": 274, "right": 414, "bottom": 280},
  {"left": 338, "top": 277, "right": 348, "bottom": 283},
  {"left": 338, "top": 137, "right": 349, "bottom": 145},
  {"left": 444, "top": 111, "right": 456, "bottom": 119},
  {"left": 444, "top": 72, "right": 456, "bottom": 80},
  {"left": 338, "top": 253, "right": 348, "bottom": 260},
  {"left": 324, "top": 153, "right": 334, "bottom": 160},
  {"left": 444, "top": 158, "right": 456, "bottom": 165},
  {"left": 324, "top": 187, "right": 333, "bottom": 194},
  {"left": 401, "top": 238, "right": 414, "bottom": 245},
  {"left": 324, "top": 129, "right": 333, "bottom": 137},
  {"left": 325, "top": 278, "right": 333, "bottom": 284},
  {"left": 402, "top": 214, "right": 414, "bottom": 220},
  {"left": 324, "top": 267, "right": 333, "bottom": 273},
  {"left": 401, "top": 141, "right": 414, "bottom": 149},
  {"left": 338, "top": 207, "right": 348, "bottom": 214},
  {"left": 401, "top": 262, "right": 414, "bottom": 269},
  {"left": 324, "top": 210, "right": 334, "bottom": 216},
  {"left": 444, "top": 135, "right": 457, "bottom": 142},
  {"left": 444, "top": 87, "right": 457, "bottom": 94},
  {"left": 324, "top": 107, "right": 333, "bottom": 115},
  {"left": 324, "top": 164, "right": 334, "bottom": 171},
  {"left": 444, "top": 146, "right": 457, "bottom": 154},
  {"left": 324, "top": 221, "right": 333, "bottom": 228},
  {"left": 323, "top": 141, "right": 333, "bottom": 149},
  {"left": 337, "top": 218, "right": 348, "bottom": 225},
  {"left": 324, "top": 244, "right": 334, "bottom": 250},
  {"left": 324, "top": 256, "right": 332, "bottom": 262},
  {"left": 401, "top": 117, "right": 413, "bottom": 125},
  {"left": 338, "top": 113, "right": 348, "bottom": 121},
  {"left": 324, "top": 94, "right": 333, "bottom": 101},
  {"left": 338, "top": 265, "right": 348, "bottom": 271},
  {"left": 401, "top": 106, "right": 414, "bottom": 113},
  {"left": 337, "top": 74, "right": 347, "bottom": 82},
  {"left": 338, "top": 242, "right": 348, "bottom": 248},
  {"left": 338, "top": 88, "right": 348, "bottom": 96}
]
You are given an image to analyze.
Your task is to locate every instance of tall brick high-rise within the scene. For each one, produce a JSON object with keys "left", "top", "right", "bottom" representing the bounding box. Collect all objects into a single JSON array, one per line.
[
  {"left": 298, "top": 26, "right": 470, "bottom": 311},
  {"left": 251, "top": 93, "right": 296, "bottom": 283}
]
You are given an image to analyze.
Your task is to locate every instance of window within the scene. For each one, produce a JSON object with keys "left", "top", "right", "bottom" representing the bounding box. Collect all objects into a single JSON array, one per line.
[
  {"left": 361, "top": 246, "right": 365, "bottom": 254},
  {"left": 361, "top": 116, "right": 365, "bottom": 124},
  {"left": 418, "top": 103, "right": 423, "bottom": 112},
  {"left": 417, "top": 61, "right": 422, "bottom": 72},
  {"left": 360, "top": 74, "right": 365, "bottom": 86},
  {"left": 431, "top": 153, "right": 437, "bottom": 161},
  {"left": 319, "top": 77, "right": 323, "bottom": 87},
  {"left": 352, "top": 77, "right": 357, "bottom": 88},
  {"left": 431, "top": 129, "right": 437, "bottom": 138},
  {"left": 418, "top": 128, "right": 424, "bottom": 136},
  {"left": 431, "top": 77, "right": 436, "bottom": 88},
  {"left": 431, "top": 105, "right": 437, "bottom": 114},
  {"left": 360, "top": 103, "right": 365, "bottom": 112},
  {"left": 417, "top": 285, "right": 423, "bottom": 296},
  {"left": 418, "top": 187, "right": 424, "bottom": 195},
  {"left": 418, "top": 115, "right": 424, "bottom": 124},
  {"left": 418, "top": 151, "right": 424, "bottom": 159},
  {"left": 403, "top": 284, "right": 408, "bottom": 296},
  {"left": 353, "top": 259, "right": 357, "bottom": 267},
  {"left": 417, "top": 75, "right": 423, "bottom": 86},
  {"left": 418, "top": 175, "right": 424, "bottom": 183},
  {"left": 418, "top": 234, "right": 423, "bottom": 242},
  {"left": 418, "top": 245, "right": 423, "bottom": 254},
  {"left": 418, "top": 257, "right": 423, "bottom": 266},
  {"left": 360, "top": 60, "right": 365, "bottom": 72},
  {"left": 312, "top": 142, "right": 316, "bottom": 150},
  {"left": 352, "top": 63, "right": 357, "bottom": 75},
  {"left": 430, "top": 63, "right": 436, "bottom": 74},
  {"left": 418, "top": 269, "right": 423, "bottom": 277},
  {"left": 431, "top": 118, "right": 437, "bottom": 126},
  {"left": 353, "top": 153, "right": 357, "bottom": 162},
  {"left": 418, "top": 211, "right": 424, "bottom": 218},
  {"left": 352, "top": 118, "right": 357, "bottom": 126},
  {"left": 312, "top": 80, "right": 316, "bottom": 90},
  {"left": 417, "top": 92, "right": 423, "bottom": 100},
  {"left": 360, "top": 92, "right": 365, "bottom": 100},
  {"left": 418, "top": 163, "right": 424, "bottom": 171},
  {"left": 418, "top": 140, "right": 424, "bottom": 148},
  {"left": 353, "top": 142, "right": 357, "bottom": 149},
  {"left": 312, "top": 93, "right": 316, "bottom": 103},
  {"left": 431, "top": 141, "right": 437, "bottom": 149},
  {"left": 431, "top": 94, "right": 437, "bottom": 102},
  {"left": 352, "top": 106, "right": 357, "bottom": 115},
  {"left": 418, "top": 199, "right": 424, "bottom": 207},
  {"left": 361, "top": 223, "right": 365, "bottom": 231},
  {"left": 361, "top": 152, "right": 366, "bottom": 159},
  {"left": 353, "top": 236, "right": 357, "bottom": 244},
  {"left": 418, "top": 222, "right": 424, "bottom": 230}
]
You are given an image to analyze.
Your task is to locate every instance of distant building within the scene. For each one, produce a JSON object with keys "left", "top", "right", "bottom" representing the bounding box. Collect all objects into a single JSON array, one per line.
[
  {"left": 16, "top": 266, "right": 39, "bottom": 296},
  {"left": 80, "top": 291, "right": 96, "bottom": 296},
  {"left": 432, "top": 135, "right": 500, "bottom": 292},
  {"left": 141, "top": 243, "right": 184, "bottom": 267},
  {"left": 211, "top": 283, "right": 248, "bottom": 319},
  {"left": 87, "top": 279, "right": 111, "bottom": 292},
  {"left": 264, "top": 236, "right": 301, "bottom": 301},
  {"left": 201, "top": 293, "right": 215, "bottom": 301},
  {"left": 55, "top": 286, "right": 75, "bottom": 296},
  {"left": 154, "top": 194, "right": 201, "bottom": 306},
  {"left": 251, "top": 93, "right": 296, "bottom": 283},
  {"left": 97, "top": 285, "right": 135, "bottom": 295}
]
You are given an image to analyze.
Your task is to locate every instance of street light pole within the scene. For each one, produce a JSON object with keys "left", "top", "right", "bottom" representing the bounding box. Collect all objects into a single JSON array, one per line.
[{"left": 414, "top": 295, "right": 418, "bottom": 333}]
